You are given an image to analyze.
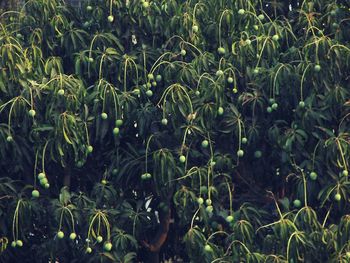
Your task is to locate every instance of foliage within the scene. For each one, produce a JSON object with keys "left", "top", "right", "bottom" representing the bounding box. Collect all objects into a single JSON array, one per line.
[{"left": 1, "top": 0, "right": 350, "bottom": 262}]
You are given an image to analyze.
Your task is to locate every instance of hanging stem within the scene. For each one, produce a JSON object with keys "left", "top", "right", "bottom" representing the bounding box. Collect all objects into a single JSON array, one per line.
[
  {"left": 34, "top": 150, "right": 39, "bottom": 187},
  {"left": 272, "top": 64, "right": 285, "bottom": 99},
  {"left": 145, "top": 135, "right": 155, "bottom": 173},
  {"left": 42, "top": 140, "right": 49, "bottom": 173},
  {"left": 218, "top": 10, "right": 231, "bottom": 46},
  {"left": 12, "top": 200, "right": 22, "bottom": 241},
  {"left": 336, "top": 138, "right": 348, "bottom": 174},
  {"left": 301, "top": 170, "right": 308, "bottom": 207},
  {"left": 300, "top": 63, "right": 312, "bottom": 101}
]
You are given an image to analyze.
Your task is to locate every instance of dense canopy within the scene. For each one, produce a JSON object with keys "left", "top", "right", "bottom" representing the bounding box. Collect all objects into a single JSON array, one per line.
[{"left": 1, "top": 0, "right": 350, "bottom": 262}]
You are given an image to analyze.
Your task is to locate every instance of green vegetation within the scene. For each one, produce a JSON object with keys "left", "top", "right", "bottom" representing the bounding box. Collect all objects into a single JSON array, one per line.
[{"left": 1, "top": 0, "right": 350, "bottom": 262}]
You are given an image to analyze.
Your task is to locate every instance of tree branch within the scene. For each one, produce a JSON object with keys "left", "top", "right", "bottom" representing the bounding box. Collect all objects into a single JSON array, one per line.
[{"left": 142, "top": 208, "right": 171, "bottom": 253}]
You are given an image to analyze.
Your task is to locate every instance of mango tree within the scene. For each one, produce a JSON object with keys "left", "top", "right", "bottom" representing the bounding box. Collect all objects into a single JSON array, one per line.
[{"left": 1, "top": 0, "right": 350, "bottom": 262}]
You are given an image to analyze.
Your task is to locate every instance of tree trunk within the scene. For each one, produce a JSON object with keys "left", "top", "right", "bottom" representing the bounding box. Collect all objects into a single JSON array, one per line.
[{"left": 143, "top": 208, "right": 171, "bottom": 263}]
